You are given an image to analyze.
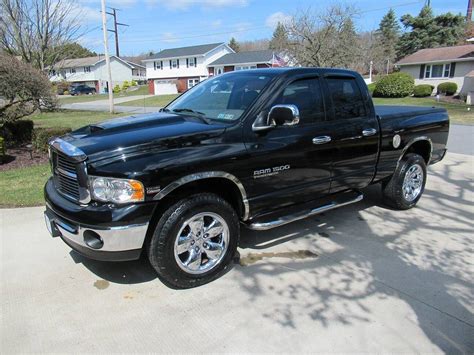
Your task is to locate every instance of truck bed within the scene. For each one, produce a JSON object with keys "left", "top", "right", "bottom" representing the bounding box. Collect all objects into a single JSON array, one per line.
[{"left": 375, "top": 105, "right": 446, "bottom": 120}]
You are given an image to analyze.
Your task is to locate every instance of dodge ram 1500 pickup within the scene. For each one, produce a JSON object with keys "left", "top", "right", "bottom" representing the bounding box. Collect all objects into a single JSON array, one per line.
[{"left": 44, "top": 68, "right": 449, "bottom": 288}]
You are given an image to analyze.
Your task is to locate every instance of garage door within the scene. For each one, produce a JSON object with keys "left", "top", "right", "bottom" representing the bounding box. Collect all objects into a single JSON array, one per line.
[{"left": 154, "top": 80, "right": 178, "bottom": 95}]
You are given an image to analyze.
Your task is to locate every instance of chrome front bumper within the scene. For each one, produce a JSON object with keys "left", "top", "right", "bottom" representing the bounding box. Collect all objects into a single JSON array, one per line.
[{"left": 44, "top": 208, "right": 148, "bottom": 261}]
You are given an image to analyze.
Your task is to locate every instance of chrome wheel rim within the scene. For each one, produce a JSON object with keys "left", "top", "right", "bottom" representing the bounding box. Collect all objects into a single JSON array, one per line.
[
  {"left": 402, "top": 164, "right": 424, "bottom": 202},
  {"left": 174, "top": 212, "right": 229, "bottom": 275}
]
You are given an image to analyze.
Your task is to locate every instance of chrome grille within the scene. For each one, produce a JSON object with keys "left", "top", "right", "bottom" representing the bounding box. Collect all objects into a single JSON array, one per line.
[{"left": 53, "top": 153, "right": 80, "bottom": 201}]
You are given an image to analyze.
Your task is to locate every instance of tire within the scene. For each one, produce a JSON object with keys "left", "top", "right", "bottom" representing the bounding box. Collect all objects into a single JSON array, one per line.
[
  {"left": 382, "top": 153, "right": 427, "bottom": 210},
  {"left": 147, "top": 193, "right": 239, "bottom": 289}
]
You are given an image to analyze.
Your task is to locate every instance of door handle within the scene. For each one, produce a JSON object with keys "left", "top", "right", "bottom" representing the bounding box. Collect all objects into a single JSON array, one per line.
[
  {"left": 312, "top": 136, "right": 332, "bottom": 145},
  {"left": 362, "top": 128, "right": 377, "bottom": 137}
]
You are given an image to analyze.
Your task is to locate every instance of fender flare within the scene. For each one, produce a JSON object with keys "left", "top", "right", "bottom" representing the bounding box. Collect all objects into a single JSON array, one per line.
[
  {"left": 397, "top": 136, "right": 433, "bottom": 166},
  {"left": 153, "top": 171, "right": 250, "bottom": 221}
]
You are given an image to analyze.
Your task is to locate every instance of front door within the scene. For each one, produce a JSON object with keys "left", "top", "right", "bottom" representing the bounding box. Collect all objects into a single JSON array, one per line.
[
  {"left": 243, "top": 77, "right": 333, "bottom": 217},
  {"left": 323, "top": 74, "right": 379, "bottom": 192}
]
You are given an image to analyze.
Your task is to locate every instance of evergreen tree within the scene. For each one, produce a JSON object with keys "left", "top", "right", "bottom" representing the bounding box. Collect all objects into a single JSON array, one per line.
[
  {"left": 269, "top": 22, "right": 288, "bottom": 51},
  {"left": 397, "top": 5, "right": 466, "bottom": 58},
  {"left": 375, "top": 9, "right": 400, "bottom": 72},
  {"left": 228, "top": 37, "right": 240, "bottom": 52}
]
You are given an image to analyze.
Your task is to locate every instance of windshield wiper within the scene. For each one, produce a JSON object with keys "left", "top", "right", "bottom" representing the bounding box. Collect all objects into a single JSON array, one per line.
[{"left": 171, "top": 108, "right": 211, "bottom": 124}]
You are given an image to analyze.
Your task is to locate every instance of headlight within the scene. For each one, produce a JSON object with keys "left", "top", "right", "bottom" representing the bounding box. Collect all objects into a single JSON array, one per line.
[{"left": 89, "top": 176, "right": 145, "bottom": 204}]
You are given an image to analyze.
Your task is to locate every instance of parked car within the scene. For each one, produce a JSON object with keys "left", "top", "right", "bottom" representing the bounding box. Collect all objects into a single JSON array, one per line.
[
  {"left": 69, "top": 85, "right": 96, "bottom": 96},
  {"left": 44, "top": 68, "right": 449, "bottom": 288}
]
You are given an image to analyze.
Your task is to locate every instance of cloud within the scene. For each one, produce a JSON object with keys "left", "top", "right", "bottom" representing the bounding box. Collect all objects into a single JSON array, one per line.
[
  {"left": 161, "top": 32, "right": 179, "bottom": 43},
  {"left": 211, "top": 19, "right": 223, "bottom": 28},
  {"left": 78, "top": 0, "right": 137, "bottom": 6},
  {"left": 265, "top": 12, "right": 291, "bottom": 29},
  {"left": 146, "top": 0, "right": 248, "bottom": 11}
]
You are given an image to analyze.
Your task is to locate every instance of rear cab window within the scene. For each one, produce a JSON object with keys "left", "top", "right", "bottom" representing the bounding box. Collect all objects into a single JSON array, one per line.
[{"left": 326, "top": 76, "right": 367, "bottom": 119}]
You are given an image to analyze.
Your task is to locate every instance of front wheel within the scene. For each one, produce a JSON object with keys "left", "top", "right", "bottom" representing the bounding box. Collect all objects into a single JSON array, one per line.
[
  {"left": 147, "top": 193, "right": 239, "bottom": 289},
  {"left": 382, "top": 153, "right": 427, "bottom": 210}
]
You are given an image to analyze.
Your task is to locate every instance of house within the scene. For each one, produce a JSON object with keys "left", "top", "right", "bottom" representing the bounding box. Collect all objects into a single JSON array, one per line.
[
  {"left": 142, "top": 42, "right": 234, "bottom": 95},
  {"left": 49, "top": 56, "right": 146, "bottom": 93},
  {"left": 207, "top": 50, "right": 284, "bottom": 75},
  {"left": 396, "top": 44, "right": 474, "bottom": 95}
]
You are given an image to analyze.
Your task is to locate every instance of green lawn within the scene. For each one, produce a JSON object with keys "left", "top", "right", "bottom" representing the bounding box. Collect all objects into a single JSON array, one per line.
[
  {"left": 0, "top": 163, "right": 50, "bottom": 207},
  {"left": 31, "top": 110, "right": 126, "bottom": 130},
  {"left": 117, "top": 94, "right": 179, "bottom": 107},
  {"left": 373, "top": 97, "right": 473, "bottom": 125},
  {"left": 58, "top": 85, "right": 150, "bottom": 104}
]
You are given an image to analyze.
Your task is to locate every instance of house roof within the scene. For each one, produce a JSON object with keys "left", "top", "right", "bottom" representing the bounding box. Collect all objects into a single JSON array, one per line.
[
  {"left": 53, "top": 56, "right": 145, "bottom": 69},
  {"left": 396, "top": 45, "right": 474, "bottom": 65},
  {"left": 208, "top": 50, "right": 274, "bottom": 66},
  {"left": 145, "top": 43, "right": 226, "bottom": 60}
]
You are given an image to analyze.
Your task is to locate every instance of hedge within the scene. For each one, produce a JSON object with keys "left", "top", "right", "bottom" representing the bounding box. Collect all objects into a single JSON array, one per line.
[
  {"left": 0, "top": 120, "right": 34, "bottom": 147},
  {"left": 373, "top": 72, "right": 414, "bottom": 98},
  {"left": 33, "top": 127, "right": 72, "bottom": 152},
  {"left": 413, "top": 84, "right": 434, "bottom": 97},
  {"left": 367, "top": 83, "right": 376, "bottom": 95},
  {"left": 437, "top": 82, "right": 457, "bottom": 96}
]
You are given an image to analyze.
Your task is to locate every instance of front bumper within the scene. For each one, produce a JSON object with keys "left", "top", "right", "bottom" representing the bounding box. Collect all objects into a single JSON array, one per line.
[{"left": 44, "top": 178, "right": 155, "bottom": 262}]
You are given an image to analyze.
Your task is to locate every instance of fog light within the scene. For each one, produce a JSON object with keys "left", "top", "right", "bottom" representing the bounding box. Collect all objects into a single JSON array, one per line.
[{"left": 83, "top": 230, "right": 104, "bottom": 249}]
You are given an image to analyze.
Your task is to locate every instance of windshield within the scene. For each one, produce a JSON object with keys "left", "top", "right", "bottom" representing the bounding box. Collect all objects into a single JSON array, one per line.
[{"left": 165, "top": 72, "right": 274, "bottom": 122}]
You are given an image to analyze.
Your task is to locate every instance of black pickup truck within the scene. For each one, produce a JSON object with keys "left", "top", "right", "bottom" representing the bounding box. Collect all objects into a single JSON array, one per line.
[{"left": 44, "top": 68, "right": 449, "bottom": 288}]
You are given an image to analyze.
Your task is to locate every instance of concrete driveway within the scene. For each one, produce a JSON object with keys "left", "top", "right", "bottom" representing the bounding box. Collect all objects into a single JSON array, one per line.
[{"left": 1, "top": 152, "right": 473, "bottom": 353}]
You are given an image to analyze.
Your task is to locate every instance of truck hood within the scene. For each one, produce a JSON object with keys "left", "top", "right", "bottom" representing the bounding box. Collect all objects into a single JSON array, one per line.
[{"left": 61, "top": 112, "right": 227, "bottom": 162}]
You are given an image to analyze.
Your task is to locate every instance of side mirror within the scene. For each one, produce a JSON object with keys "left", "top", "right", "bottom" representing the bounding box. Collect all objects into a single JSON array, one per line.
[{"left": 252, "top": 104, "right": 300, "bottom": 132}]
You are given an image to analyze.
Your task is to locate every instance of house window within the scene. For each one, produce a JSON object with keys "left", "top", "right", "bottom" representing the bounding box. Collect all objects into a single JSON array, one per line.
[
  {"left": 188, "top": 78, "right": 199, "bottom": 89},
  {"left": 154, "top": 61, "right": 163, "bottom": 70},
  {"left": 187, "top": 57, "right": 196, "bottom": 67},
  {"left": 70, "top": 68, "right": 76, "bottom": 74},
  {"left": 172, "top": 59, "right": 178, "bottom": 68},
  {"left": 84, "top": 66, "right": 91, "bottom": 73},
  {"left": 425, "top": 63, "right": 451, "bottom": 79},
  {"left": 235, "top": 65, "right": 257, "bottom": 71}
]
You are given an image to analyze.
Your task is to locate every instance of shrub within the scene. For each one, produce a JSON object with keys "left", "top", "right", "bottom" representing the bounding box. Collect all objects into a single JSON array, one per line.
[
  {"left": 56, "top": 81, "right": 71, "bottom": 95},
  {"left": 0, "top": 136, "right": 5, "bottom": 163},
  {"left": 32, "top": 127, "right": 72, "bottom": 152},
  {"left": 413, "top": 84, "right": 434, "bottom": 97},
  {"left": 63, "top": 90, "right": 69, "bottom": 95},
  {"left": 0, "top": 54, "right": 57, "bottom": 124},
  {"left": 122, "top": 80, "right": 130, "bottom": 91},
  {"left": 0, "top": 119, "right": 34, "bottom": 147},
  {"left": 367, "top": 83, "right": 376, "bottom": 95},
  {"left": 373, "top": 72, "right": 414, "bottom": 98},
  {"left": 437, "top": 82, "right": 457, "bottom": 96},
  {"left": 130, "top": 80, "right": 137, "bottom": 87},
  {"left": 113, "top": 84, "right": 121, "bottom": 94}
]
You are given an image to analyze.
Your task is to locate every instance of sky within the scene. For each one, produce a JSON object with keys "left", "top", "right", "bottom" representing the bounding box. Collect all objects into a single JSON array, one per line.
[{"left": 75, "top": 0, "right": 470, "bottom": 56}]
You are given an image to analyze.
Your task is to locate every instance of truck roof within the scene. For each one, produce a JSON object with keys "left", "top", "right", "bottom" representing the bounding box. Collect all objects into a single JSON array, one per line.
[{"left": 221, "top": 67, "right": 361, "bottom": 77}]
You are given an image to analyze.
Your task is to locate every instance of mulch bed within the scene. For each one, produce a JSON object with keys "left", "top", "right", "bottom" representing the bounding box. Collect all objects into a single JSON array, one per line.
[{"left": 0, "top": 146, "right": 48, "bottom": 172}]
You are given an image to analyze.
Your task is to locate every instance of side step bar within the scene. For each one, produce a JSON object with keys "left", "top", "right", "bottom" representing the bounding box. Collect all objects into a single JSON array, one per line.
[{"left": 248, "top": 192, "right": 363, "bottom": 231}]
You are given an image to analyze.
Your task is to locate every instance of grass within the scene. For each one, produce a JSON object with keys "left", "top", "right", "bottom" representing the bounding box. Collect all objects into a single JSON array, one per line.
[
  {"left": 373, "top": 97, "right": 473, "bottom": 125},
  {"left": 117, "top": 94, "right": 179, "bottom": 107},
  {"left": 31, "top": 110, "right": 126, "bottom": 130},
  {"left": 0, "top": 163, "right": 50, "bottom": 207},
  {"left": 58, "top": 85, "right": 150, "bottom": 104}
]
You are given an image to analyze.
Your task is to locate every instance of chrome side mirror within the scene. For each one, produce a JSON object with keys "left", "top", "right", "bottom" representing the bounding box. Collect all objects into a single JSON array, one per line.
[{"left": 252, "top": 104, "right": 300, "bottom": 132}]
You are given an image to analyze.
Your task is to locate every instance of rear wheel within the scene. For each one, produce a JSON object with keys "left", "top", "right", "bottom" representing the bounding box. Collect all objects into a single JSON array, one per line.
[
  {"left": 147, "top": 193, "right": 239, "bottom": 289},
  {"left": 382, "top": 153, "right": 427, "bottom": 210}
]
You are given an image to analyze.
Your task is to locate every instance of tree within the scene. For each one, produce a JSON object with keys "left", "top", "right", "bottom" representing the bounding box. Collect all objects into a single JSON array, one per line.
[
  {"left": 269, "top": 22, "right": 289, "bottom": 52},
  {"left": 286, "top": 4, "right": 361, "bottom": 69},
  {"left": 228, "top": 37, "right": 240, "bottom": 52},
  {"left": 0, "top": 0, "right": 85, "bottom": 71},
  {"left": 397, "top": 5, "right": 466, "bottom": 58},
  {"left": 0, "top": 54, "right": 57, "bottom": 124},
  {"left": 54, "top": 43, "right": 97, "bottom": 61},
  {"left": 375, "top": 9, "right": 400, "bottom": 73}
]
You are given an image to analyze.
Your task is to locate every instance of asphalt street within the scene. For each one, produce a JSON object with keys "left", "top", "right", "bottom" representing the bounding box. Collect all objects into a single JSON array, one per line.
[{"left": 1, "top": 152, "right": 473, "bottom": 353}]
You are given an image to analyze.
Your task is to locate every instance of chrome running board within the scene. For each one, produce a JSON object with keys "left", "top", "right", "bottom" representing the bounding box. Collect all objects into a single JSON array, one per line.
[{"left": 248, "top": 192, "right": 363, "bottom": 231}]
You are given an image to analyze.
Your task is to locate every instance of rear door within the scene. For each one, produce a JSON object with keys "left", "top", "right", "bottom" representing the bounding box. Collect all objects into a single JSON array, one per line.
[
  {"left": 243, "top": 76, "right": 334, "bottom": 216},
  {"left": 323, "top": 74, "right": 379, "bottom": 192}
]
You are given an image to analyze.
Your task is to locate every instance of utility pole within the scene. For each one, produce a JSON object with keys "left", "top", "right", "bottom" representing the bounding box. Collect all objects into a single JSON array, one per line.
[
  {"left": 106, "top": 7, "right": 129, "bottom": 57},
  {"left": 101, "top": 0, "right": 114, "bottom": 113},
  {"left": 369, "top": 61, "right": 373, "bottom": 83},
  {"left": 467, "top": 0, "right": 472, "bottom": 21}
]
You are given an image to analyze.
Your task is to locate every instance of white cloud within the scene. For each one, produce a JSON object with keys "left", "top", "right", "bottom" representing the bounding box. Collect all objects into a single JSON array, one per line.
[
  {"left": 265, "top": 11, "right": 291, "bottom": 29},
  {"left": 161, "top": 32, "right": 179, "bottom": 43},
  {"left": 146, "top": 0, "right": 248, "bottom": 11},
  {"left": 211, "top": 19, "right": 223, "bottom": 28}
]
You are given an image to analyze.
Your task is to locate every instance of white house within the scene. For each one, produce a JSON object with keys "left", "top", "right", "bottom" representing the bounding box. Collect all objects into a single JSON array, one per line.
[
  {"left": 50, "top": 56, "right": 146, "bottom": 93},
  {"left": 396, "top": 44, "right": 474, "bottom": 95},
  {"left": 142, "top": 43, "right": 234, "bottom": 95}
]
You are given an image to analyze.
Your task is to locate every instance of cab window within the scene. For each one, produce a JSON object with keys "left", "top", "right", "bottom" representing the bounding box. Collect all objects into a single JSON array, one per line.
[
  {"left": 274, "top": 78, "right": 325, "bottom": 124},
  {"left": 326, "top": 77, "right": 367, "bottom": 119}
]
